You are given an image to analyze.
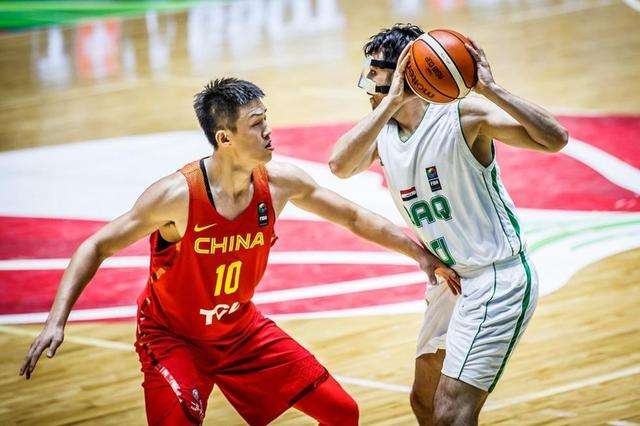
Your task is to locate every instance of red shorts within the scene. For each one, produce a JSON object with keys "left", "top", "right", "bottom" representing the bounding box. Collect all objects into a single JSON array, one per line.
[{"left": 135, "top": 308, "right": 328, "bottom": 425}]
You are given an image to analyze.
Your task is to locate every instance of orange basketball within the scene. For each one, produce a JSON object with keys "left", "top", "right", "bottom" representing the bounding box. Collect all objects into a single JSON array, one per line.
[{"left": 404, "top": 29, "right": 477, "bottom": 104}]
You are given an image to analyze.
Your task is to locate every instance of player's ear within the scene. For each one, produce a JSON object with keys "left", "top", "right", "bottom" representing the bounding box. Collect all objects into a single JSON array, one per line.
[{"left": 215, "top": 130, "right": 231, "bottom": 147}]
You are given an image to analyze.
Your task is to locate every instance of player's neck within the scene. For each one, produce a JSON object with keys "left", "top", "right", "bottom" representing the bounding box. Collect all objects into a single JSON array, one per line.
[
  {"left": 205, "top": 152, "right": 257, "bottom": 198},
  {"left": 394, "top": 99, "right": 429, "bottom": 135}
]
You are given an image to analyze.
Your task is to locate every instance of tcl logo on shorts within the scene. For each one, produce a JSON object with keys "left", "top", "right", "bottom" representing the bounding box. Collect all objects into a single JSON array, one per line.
[{"left": 199, "top": 302, "right": 240, "bottom": 325}]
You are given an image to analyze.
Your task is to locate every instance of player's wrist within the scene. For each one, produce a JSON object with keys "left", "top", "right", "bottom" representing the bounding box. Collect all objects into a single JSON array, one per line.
[
  {"left": 478, "top": 81, "right": 501, "bottom": 98},
  {"left": 383, "top": 94, "right": 403, "bottom": 110}
]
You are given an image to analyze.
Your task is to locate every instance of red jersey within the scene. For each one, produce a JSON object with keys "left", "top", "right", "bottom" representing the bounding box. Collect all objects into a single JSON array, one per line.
[{"left": 137, "top": 159, "right": 276, "bottom": 342}]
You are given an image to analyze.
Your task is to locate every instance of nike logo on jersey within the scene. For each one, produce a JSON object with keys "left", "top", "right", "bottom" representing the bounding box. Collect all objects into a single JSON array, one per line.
[{"left": 194, "top": 223, "right": 217, "bottom": 232}]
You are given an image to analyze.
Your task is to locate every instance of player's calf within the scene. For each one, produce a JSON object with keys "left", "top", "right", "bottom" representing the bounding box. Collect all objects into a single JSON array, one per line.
[{"left": 410, "top": 351, "right": 446, "bottom": 426}]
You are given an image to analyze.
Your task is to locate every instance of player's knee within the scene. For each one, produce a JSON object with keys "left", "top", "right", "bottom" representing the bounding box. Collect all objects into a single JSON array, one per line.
[
  {"left": 329, "top": 392, "right": 359, "bottom": 425},
  {"left": 410, "top": 389, "right": 434, "bottom": 422},
  {"left": 433, "top": 392, "right": 475, "bottom": 426}
]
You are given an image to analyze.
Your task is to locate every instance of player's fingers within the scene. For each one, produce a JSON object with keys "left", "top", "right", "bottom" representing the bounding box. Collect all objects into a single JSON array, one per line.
[
  {"left": 398, "top": 50, "right": 411, "bottom": 73},
  {"left": 398, "top": 40, "right": 414, "bottom": 63},
  {"left": 395, "top": 41, "right": 414, "bottom": 74},
  {"left": 449, "top": 276, "right": 462, "bottom": 295},
  {"left": 445, "top": 280, "right": 458, "bottom": 295},
  {"left": 21, "top": 341, "right": 37, "bottom": 375},
  {"left": 427, "top": 272, "right": 437, "bottom": 287},
  {"left": 47, "top": 338, "right": 63, "bottom": 358},
  {"left": 27, "top": 342, "right": 46, "bottom": 378},
  {"left": 465, "top": 43, "right": 481, "bottom": 61},
  {"left": 470, "top": 39, "right": 487, "bottom": 59},
  {"left": 19, "top": 356, "right": 30, "bottom": 376}
]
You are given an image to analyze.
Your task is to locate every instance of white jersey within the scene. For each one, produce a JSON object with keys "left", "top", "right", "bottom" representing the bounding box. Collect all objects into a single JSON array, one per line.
[{"left": 376, "top": 101, "right": 526, "bottom": 275}]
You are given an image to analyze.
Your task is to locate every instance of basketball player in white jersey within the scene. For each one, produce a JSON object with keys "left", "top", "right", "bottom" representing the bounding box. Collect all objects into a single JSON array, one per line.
[{"left": 330, "top": 24, "right": 568, "bottom": 425}]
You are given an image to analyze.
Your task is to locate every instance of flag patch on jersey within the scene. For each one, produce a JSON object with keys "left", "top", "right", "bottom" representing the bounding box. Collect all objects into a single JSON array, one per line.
[
  {"left": 426, "top": 166, "right": 442, "bottom": 192},
  {"left": 400, "top": 187, "right": 417, "bottom": 201},
  {"left": 257, "top": 202, "right": 269, "bottom": 227}
]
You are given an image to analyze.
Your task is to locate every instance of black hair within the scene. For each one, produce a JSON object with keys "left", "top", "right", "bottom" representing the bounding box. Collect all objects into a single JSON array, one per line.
[
  {"left": 193, "top": 78, "right": 265, "bottom": 148},
  {"left": 363, "top": 23, "right": 424, "bottom": 64}
]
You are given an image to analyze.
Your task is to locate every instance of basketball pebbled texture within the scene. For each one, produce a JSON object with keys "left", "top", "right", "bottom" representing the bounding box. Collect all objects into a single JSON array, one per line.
[{"left": 405, "top": 29, "right": 477, "bottom": 104}]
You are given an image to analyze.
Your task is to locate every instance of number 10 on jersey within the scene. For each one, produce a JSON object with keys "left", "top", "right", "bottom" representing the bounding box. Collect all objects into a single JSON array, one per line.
[{"left": 214, "top": 260, "right": 242, "bottom": 296}]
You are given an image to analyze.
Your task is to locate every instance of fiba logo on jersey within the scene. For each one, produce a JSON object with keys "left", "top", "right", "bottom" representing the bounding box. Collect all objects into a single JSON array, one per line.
[
  {"left": 257, "top": 202, "right": 269, "bottom": 227},
  {"left": 426, "top": 166, "right": 442, "bottom": 192}
]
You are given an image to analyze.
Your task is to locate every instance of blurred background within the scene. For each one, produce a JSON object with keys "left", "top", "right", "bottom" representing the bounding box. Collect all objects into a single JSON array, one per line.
[{"left": 1, "top": 1, "right": 639, "bottom": 424}]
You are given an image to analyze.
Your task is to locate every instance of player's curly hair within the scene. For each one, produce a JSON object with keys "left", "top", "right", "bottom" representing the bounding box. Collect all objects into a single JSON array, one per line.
[
  {"left": 363, "top": 23, "right": 424, "bottom": 64},
  {"left": 193, "top": 78, "right": 265, "bottom": 148}
]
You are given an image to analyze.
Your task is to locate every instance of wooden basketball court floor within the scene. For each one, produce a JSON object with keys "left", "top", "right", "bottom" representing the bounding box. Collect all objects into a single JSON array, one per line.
[{"left": 1, "top": 0, "right": 639, "bottom": 424}]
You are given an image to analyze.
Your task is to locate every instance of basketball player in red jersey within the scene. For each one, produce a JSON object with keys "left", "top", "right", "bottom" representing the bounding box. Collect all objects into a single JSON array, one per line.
[{"left": 20, "top": 78, "right": 460, "bottom": 425}]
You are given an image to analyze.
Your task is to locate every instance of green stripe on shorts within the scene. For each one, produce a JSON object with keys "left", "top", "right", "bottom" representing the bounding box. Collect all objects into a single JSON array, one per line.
[
  {"left": 488, "top": 252, "right": 532, "bottom": 392},
  {"left": 457, "top": 263, "right": 498, "bottom": 380}
]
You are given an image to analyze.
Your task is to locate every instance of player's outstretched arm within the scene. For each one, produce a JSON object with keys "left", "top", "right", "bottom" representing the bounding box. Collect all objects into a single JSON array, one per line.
[
  {"left": 271, "top": 162, "right": 460, "bottom": 293},
  {"left": 19, "top": 173, "right": 187, "bottom": 379},
  {"left": 460, "top": 39, "right": 569, "bottom": 154},
  {"left": 329, "top": 42, "right": 416, "bottom": 179}
]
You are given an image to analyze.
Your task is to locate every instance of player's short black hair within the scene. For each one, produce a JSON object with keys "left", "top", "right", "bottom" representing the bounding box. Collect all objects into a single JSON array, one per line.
[
  {"left": 364, "top": 23, "right": 424, "bottom": 64},
  {"left": 193, "top": 78, "right": 265, "bottom": 148}
]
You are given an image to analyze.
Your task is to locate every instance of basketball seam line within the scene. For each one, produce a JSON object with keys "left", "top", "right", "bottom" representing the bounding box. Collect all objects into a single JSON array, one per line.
[
  {"left": 420, "top": 37, "right": 460, "bottom": 99},
  {"left": 427, "top": 35, "right": 464, "bottom": 97},
  {"left": 423, "top": 34, "right": 467, "bottom": 98},
  {"left": 409, "top": 47, "right": 454, "bottom": 100},
  {"left": 437, "top": 29, "right": 476, "bottom": 88}
]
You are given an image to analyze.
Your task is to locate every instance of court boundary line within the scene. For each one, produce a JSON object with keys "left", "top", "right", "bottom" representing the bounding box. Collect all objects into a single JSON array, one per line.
[
  {"left": 3, "top": 324, "right": 639, "bottom": 412},
  {"left": 622, "top": 0, "right": 640, "bottom": 12}
]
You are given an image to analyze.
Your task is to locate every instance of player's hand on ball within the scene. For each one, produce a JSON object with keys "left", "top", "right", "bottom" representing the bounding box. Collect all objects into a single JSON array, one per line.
[
  {"left": 19, "top": 323, "right": 65, "bottom": 379},
  {"left": 418, "top": 254, "right": 461, "bottom": 295},
  {"left": 388, "top": 41, "right": 418, "bottom": 106},
  {"left": 464, "top": 38, "right": 495, "bottom": 96}
]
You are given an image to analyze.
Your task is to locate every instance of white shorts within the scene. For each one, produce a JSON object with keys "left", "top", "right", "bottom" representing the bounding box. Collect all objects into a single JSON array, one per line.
[{"left": 416, "top": 253, "right": 539, "bottom": 392}]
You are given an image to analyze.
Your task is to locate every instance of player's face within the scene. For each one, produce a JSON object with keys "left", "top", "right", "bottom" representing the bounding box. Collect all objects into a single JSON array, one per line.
[
  {"left": 367, "top": 51, "right": 393, "bottom": 110},
  {"left": 230, "top": 100, "right": 274, "bottom": 164}
]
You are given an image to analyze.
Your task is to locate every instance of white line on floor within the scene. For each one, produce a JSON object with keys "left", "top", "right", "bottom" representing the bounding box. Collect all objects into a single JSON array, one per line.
[
  {"left": 333, "top": 375, "right": 411, "bottom": 393},
  {"left": 483, "top": 364, "right": 640, "bottom": 411},
  {"left": 622, "top": 0, "right": 640, "bottom": 12},
  {"left": 3, "top": 324, "right": 639, "bottom": 411},
  {"left": 563, "top": 138, "right": 640, "bottom": 194}
]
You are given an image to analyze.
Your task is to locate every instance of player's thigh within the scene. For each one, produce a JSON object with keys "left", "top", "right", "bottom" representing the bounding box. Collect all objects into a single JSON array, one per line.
[
  {"left": 417, "top": 283, "right": 457, "bottom": 357},
  {"left": 442, "top": 255, "right": 538, "bottom": 392},
  {"left": 412, "top": 349, "right": 446, "bottom": 402},
  {"left": 215, "top": 316, "right": 330, "bottom": 425},
  {"left": 138, "top": 341, "right": 214, "bottom": 425}
]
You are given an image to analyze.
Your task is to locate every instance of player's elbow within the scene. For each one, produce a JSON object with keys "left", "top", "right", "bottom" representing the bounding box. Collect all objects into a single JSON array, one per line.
[
  {"left": 84, "top": 236, "right": 113, "bottom": 262},
  {"left": 328, "top": 157, "right": 353, "bottom": 179},
  {"left": 546, "top": 127, "right": 569, "bottom": 153}
]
